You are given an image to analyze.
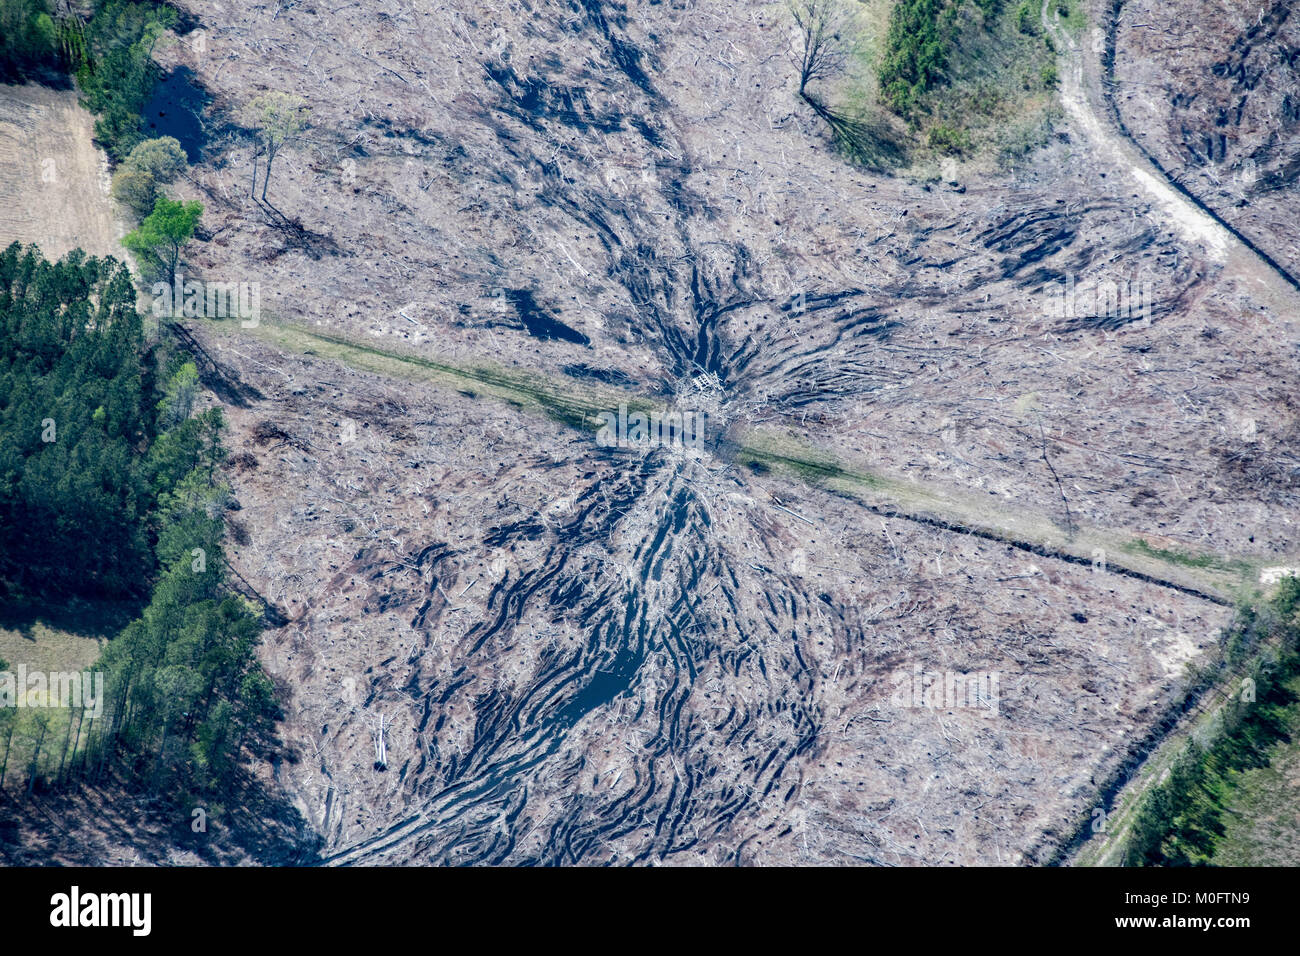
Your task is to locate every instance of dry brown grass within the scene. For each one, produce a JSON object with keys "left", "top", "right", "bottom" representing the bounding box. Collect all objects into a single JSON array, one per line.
[{"left": 0, "top": 83, "right": 126, "bottom": 261}]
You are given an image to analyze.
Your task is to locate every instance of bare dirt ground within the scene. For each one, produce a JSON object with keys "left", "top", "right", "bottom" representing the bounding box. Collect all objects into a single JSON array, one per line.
[
  {"left": 5, "top": 0, "right": 1300, "bottom": 865},
  {"left": 149, "top": 0, "right": 1298, "bottom": 866},
  {"left": 198, "top": 328, "right": 1226, "bottom": 865},
  {"left": 0, "top": 82, "right": 125, "bottom": 261},
  {"left": 1110, "top": 0, "right": 1300, "bottom": 286}
]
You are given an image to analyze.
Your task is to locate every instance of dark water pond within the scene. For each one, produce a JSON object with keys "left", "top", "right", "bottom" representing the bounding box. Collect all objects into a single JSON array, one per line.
[{"left": 141, "top": 66, "right": 209, "bottom": 162}]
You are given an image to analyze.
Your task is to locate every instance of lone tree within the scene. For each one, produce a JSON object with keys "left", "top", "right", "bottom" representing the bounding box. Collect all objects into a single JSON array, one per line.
[
  {"left": 789, "top": 0, "right": 901, "bottom": 168},
  {"left": 122, "top": 196, "right": 203, "bottom": 287},
  {"left": 242, "top": 91, "right": 309, "bottom": 203},
  {"left": 791, "top": 0, "right": 850, "bottom": 98},
  {"left": 110, "top": 136, "right": 188, "bottom": 219}
]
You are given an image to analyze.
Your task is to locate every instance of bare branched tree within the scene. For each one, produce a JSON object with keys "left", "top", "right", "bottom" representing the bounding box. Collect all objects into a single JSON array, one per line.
[
  {"left": 791, "top": 0, "right": 849, "bottom": 97},
  {"left": 788, "top": 0, "right": 902, "bottom": 169}
]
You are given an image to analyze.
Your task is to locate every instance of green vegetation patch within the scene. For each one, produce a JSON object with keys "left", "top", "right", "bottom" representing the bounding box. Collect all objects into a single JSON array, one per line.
[
  {"left": 1124, "top": 537, "right": 1254, "bottom": 576},
  {"left": 877, "top": 0, "right": 963, "bottom": 119},
  {"left": 253, "top": 322, "right": 649, "bottom": 436},
  {"left": 788, "top": 0, "right": 1067, "bottom": 168},
  {"left": 0, "top": 0, "right": 181, "bottom": 161},
  {"left": 737, "top": 430, "right": 888, "bottom": 490},
  {"left": 73, "top": 0, "right": 180, "bottom": 162},
  {"left": 0, "top": 242, "right": 282, "bottom": 815},
  {"left": 911, "top": 0, "right": 1062, "bottom": 165},
  {"left": 0, "top": 0, "right": 59, "bottom": 83},
  {"left": 1211, "top": 672, "right": 1300, "bottom": 866},
  {"left": 0, "top": 242, "right": 155, "bottom": 598},
  {"left": 1123, "top": 578, "right": 1300, "bottom": 865}
]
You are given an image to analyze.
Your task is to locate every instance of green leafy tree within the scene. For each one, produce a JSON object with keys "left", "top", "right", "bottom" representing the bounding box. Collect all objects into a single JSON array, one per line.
[
  {"left": 155, "top": 360, "right": 200, "bottom": 429},
  {"left": 928, "top": 122, "right": 970, "bottom": 155},
  {"left": 0, "top": 242, "right": 151, "bottom": 597},
  {"left": 878, "top": 0, "right": 960, "bottom": 119},
  {"left": 242, "top": 91, "right": 309, "bottom": 202},
  {"left": 1122, "top": 588, "right": 1300, "bottom": 866},
  {"left": 76, "top": 0, "right": 178, "bottom": 160},
  {"left": 110, "top": 136, "right": 188, "bottom": 220},
  {"left": 1, "top": 243, "right": 285, "bottom": 805},
  {"left": 1015, "top": 0, "right": 1038, "bottom": 34},
  {"left": 0, "top": 0, "right": 58, "bottom": 83},
  {"left": 121, "top": 197, "right": 202, "bottom": 287}
]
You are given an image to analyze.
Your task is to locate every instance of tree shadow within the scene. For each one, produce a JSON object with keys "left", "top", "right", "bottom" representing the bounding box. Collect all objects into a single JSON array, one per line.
[
  {"left": 0, "top": 760, "right": 321, "bottom": 866},
  {"left": 801, "top": 91, "right": 908, "bottom": 171},
  {"left": 164, "top": 321, "right": 265, "bottom": 408},
  {"left": 0, "top": 594, "right": 138, "bottom": 645},
  {"left": 256, "top": 199, "right": 345, "bottom": 261}
]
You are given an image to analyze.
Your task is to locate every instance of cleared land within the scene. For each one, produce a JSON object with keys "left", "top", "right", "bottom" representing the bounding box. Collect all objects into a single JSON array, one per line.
[
  {"left": 0, "top": 82, "right": 124, "bottom": 261},
  {"left": 3, "top": 0, "right": 1299, "bottom": 865}
]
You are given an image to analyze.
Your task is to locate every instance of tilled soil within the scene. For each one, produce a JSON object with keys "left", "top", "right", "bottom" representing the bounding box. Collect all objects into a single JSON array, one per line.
[{"left": 0, "top": 82, "right": 125, "bottom": 261}]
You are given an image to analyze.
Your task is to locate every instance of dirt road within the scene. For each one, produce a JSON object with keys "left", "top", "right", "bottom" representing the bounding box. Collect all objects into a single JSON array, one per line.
[{"left": 1047, "top": 0, "right": 1300, "bottom": 320}]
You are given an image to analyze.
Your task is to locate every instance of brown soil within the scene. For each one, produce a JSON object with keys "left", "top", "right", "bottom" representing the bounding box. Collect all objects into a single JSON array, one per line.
[{"left": 0, "top": 82, "right": 125, "bottom": 261}]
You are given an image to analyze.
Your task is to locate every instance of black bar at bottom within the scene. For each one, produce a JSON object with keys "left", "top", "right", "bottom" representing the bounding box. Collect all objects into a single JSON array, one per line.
[{"left": 0, "top": 864, "right": 1282, "bottom": 944}]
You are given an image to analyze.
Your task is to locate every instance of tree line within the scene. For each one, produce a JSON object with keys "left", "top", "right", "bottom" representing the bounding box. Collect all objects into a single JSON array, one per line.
[
  {"left": 0, "top": 243, "right": 153, "bottom": 596},
  {"left": 1123, "top": 577, "right": 1300, "bottom": 865},
  {"left": 0, "top": 242, "right": 280, "bottom": 813},
  {"left": 0, "top": 0, "right": 59, "bottom": 84},
  {"left": 7, "top": 0, "right": 311, "bottom": 247},
  {"left": 0, "top": 0, "right": 179, "bottom": 161}
]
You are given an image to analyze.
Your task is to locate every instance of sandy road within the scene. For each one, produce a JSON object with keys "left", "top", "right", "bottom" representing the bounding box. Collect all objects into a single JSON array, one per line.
[
  {"left": 1037, "top": 0, "right": 1300, "bottom": 865},
  {"left": 1045, "top": 1, "right": 1300, "bottom": 320},
  {"left": 1046, "top": 4, "right": 1231, "bottom": 259}
]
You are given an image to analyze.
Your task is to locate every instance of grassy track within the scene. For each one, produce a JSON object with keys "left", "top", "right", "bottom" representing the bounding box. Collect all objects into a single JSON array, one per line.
[{"left": 216, "top": 319, "right": 1281, "bottom": 604}]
